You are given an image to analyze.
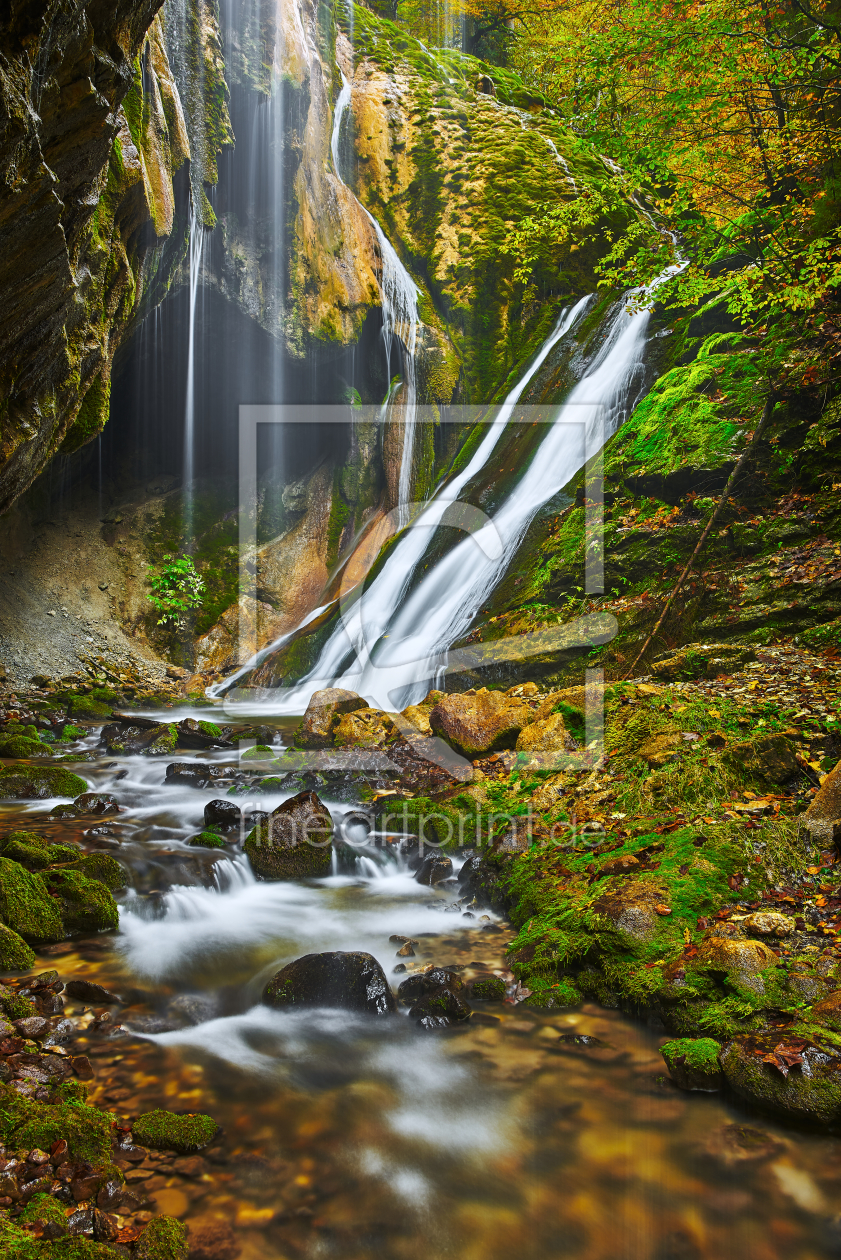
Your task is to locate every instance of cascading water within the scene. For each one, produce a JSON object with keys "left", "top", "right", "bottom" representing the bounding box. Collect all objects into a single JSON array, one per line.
[
  {"left": 332, "top": 71, "right": 420, "bottom": 520},
  {"left": 182, "top": 204, "right": 207, "bottom": 543},
  {"left": 213, "top": 295, "right": 590, "bottom": 702}
]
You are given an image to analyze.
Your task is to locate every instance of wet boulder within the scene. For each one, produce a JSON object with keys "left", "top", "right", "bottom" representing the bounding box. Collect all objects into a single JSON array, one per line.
[
  {"left": 429, "top": 690, "right": 532, "bottom": 758},
  {"left": 719, "top": 1031, "right": 841, "bottom": 1125},
  {"left": 244, "top": 790, "right": 333, "bottom": 880},
  {"left": 466, "top": 975, "right": 507, "bottom": 1001},
  {"left": 0, "top": 831, "right": 78, "bottom": 870},
  {"left": 415, "top": 852, "right": 453, "bottom": 885},
  {"left": 293, "top": 689, "right": 370, "bottom": 749},
  {"left": 166, "top": 762, "right": 227, "bottom": 788},
  {"left": 65, "top": 979, "right": 122, "bottom": 1004},
  {"left": 73, "top": 792, "right": 120, "bottom": 816},
  {"left": 176, "top": 718, "right": 231, "bottom": 749},
  {"left": 204, "top": 799, "right": 242, "bottom": 830},
  {"left": 397, "top": 968, "right": 465, "bottom": 1002},
  {"left": 58, "top": 852, "right": 128, "bottom": 890},
  {"left": 742, "top": 910, "right": 794, "bottom": 937},
  {"left": 0, "top": 923, "right": 35, "bottom": 970},
  {"left": 803, "top": 758, "right": 841, "bottom": 845},
  {"left": 263, "top": 951, "right": 396, "bottom": 1014},
  {"left": 409, "top": 986, "right": 471, "bottom": 1024}
]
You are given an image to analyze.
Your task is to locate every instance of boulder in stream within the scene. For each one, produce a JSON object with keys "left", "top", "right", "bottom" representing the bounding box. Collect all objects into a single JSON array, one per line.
[
  {"left": 244, "top": 790, "right": 333, "bottom": 880},
  {"left": 415, "top": 853, "right": 453, "bottom": 885},
  {"left": 263, "top": 951, "right": 396, "bottom": 1014},
  {"left": 294, "top": 688, "right": 370, "bottom": 749},
  {"left": 0, "top": 765, "right": 88, "bottom": 800}
]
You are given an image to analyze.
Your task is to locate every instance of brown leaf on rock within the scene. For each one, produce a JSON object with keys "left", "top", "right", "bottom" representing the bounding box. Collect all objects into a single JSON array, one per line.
[{"left": 762, "top": 1040, "right": 808, "bottom": 1078}]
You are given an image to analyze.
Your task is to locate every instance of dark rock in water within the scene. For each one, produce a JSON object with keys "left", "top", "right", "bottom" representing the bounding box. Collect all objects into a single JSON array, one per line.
[
  {"left": 13, "top": 1015, "right": 51, "bottom": 1039},
  {"left": 415, "top": 852, "right": 453, "bottom": 885},
  {"left": 263, "top": 951, "right": 396, "bottom": 1014},
  {"left": 244, "top": 790, "right": 333, "bottom": 880},
  {"left": 204, "top": 799, "right": 241, "bottom": 830},
  {"left": 294, "top": 688, "right": 370, "bottom": 749},
  {"left": 243, "top": 809, "right": 269, "bottom": 829},
  {"left": 65, "top": 979, "right": 122, "bottom": 1004},
  {"left": 719, "top": 1031, "right": 841, "bottom": 1125},
  {"left": 176, "top": 718, "right": 233, "bottom": 749},
  {"left": 409, "top": 986, "right": 471, "bottom": 1022},
  {"left": 73, "top": 792, "right": 120, "bottom": 816},
  {"left": 166, "top": 761, "right": 226, "bottom": 788},
  {"left": 556, "top": 1033, "right": 609, "bottom": 1048},
  {"left": 416, "top": 1014, "right": 453, "bottom": 1031},
  {"left": 397, "top": 968, "right": 464, "bottom": 1002}
]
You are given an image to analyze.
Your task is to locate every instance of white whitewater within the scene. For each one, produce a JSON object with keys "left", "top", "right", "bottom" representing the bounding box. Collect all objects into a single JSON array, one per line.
[{"left": 332, "top": 72, "right": 420, "bottom": 520}]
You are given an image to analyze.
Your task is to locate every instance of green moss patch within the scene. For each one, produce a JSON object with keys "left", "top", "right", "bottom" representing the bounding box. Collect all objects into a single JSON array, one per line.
[
  {"left": 41, "top": 869, "right": 118, "bottom": 933},
  {"left": 0, "top": 858, "right": 64, "bottom": 943},
  {"left": 135, "top": 1216, "right": 189, "bottom": 1260},
  {"left": 0, "top": 765, "right": 88, "bottom": 800},
  {"left": 0, "top": 923, "right": 35, "bottom": 970},
  {"left": 132, "top": 1109, "right": 218, "bottom": 1152}
]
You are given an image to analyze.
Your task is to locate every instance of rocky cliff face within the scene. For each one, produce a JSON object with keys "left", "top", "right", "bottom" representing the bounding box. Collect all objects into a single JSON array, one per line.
[{"left": 0, "top": 0, "right": 213, "bottom": 514}]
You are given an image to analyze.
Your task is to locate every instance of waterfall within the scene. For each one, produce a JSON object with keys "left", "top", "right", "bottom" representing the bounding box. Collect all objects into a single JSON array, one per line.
[
  {"left": 332, "top": 72, "right": 420, "bottom": 520},
  {"left": 215, "top": 294, "right": 590, "bottom": 704},
  {"left": 182, "top": 203, "right": 206, "bottom": 544}
]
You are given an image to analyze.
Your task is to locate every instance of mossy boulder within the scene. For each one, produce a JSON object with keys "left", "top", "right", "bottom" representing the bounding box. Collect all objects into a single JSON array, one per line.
[
  {"left": 0, "top": 857, "right": 64, "bottom": 943},
  {"left": 0, "top": 735, "right": 53, "bottom": 758},
  {"left": 694, "top": 932, "right": 779, "bottom": 995},
  {"left": 0, "top": 830, "right": 78, "bottom": 870},
  {"left": 58, "top": 852, "right": 128, "bottom": 890},
  {"left": 59, "top": 724, "right": 85, "bottom": 741},
  {"left": 429, "top": 690, "right": 532, "bottom": 758},
  {"left": 467, "top": 975, "right": 507, "bottom": 1001},
  {"left": 0, "top": 765, "right": 88, "bottom": 799},
  {"left": 0, "top": 923, "right": 36, "bottom": 969},
  {"left": 240, "top": 744, "right": 273, "bottom": 760},
  {"left": 135, "top": 1216, "right": 189, "bottom": 1260},
  {"left": 188, "top": 830, "right": 227, "bottom": 849},
  {"left": 41, "top": 869, "right": 119, "bottom": 932},
  {"left": 719, "top": 1032, "right": 841, "bottom": 1124},
  {"left": 294, "top": 688, "right": 370, "bottom": 748},
  {"left": 590, "top": 879, "right": 674, "bottom": 946},
  {"left": 660, "top": 1037, "right": 722, "bottom": 1091},
  {"left": 132, "top": 1109, "right": 218, "bottom": 1152},
  {"left": 244, "top": 790, "right": 333, "bottom": 880},
  {"left": 143, "top": 723, "right": 179, "bottom": 754},
  {"left": 19, "top": 1189, "right": 68, "bottom": 1232}
]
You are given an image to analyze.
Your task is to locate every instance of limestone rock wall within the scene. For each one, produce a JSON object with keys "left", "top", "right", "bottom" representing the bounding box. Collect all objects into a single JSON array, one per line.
[{"left": 0, "top": 0, "right": 195, "bottom": 513}]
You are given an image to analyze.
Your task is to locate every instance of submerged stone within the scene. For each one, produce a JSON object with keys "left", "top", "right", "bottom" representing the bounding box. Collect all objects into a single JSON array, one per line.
[{"left": 264, "top": 950, "right": 396, "bottom": 1014}]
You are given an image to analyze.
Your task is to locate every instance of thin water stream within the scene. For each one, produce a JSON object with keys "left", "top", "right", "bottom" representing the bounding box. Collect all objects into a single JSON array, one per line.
[{"left": 3, "top": 724, "right": 841, "bottom": 1259}]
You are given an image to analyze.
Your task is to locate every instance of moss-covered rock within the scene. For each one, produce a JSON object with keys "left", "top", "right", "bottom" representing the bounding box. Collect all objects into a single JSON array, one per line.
[
  {"left": 0, "top": 735, "right": 53, "bottom": 758},
  {"left": 294, "top": 688, "right": 370, "bottom": 749},
  {"left": 719, "top": 1032, "right": 841, "bottom": 1124},
  {"left": 650, "top": 644, "right": 756, "bottom": 682},
  {"left": 244, "top": 790, "right": 333, "bottom": 880},
  {"left": 429, "top": 691, "right": 533, "bottom": 758},
  {"left": 131, "top": 1109, "right": 218, "bottom": 1152},
  {"left": 0, "top": 1083, "right": 115, "bottom": 1165},
  {"left": 468, "top": 975, "right": 507, "bottom": 1001},
  {"left": 240, "top": 744, "right": 273, "bottom": 760},
  {"left": 67, "top": 694, "right": 113, "bottom": 720},
  {"left": 660, "top": 1037, "right": 722, "bottom": 1091},
  {"left": 58, "top": 852, "right": 128, "bottom": 890},
  {"left": 0, "top": 922, "right": 36, "bottom": 970},
  {"left": 332, "top": 708, "right": 396, "bottom": 748},
  {"left": 18, "top": 1189, "right": 68, "bottom": 1232},
  {"left": 135, "top": 1216, "right": 189, "bottom": 1260},
  {"left": 0, "top": 830, "right": 78, "bottom": 870},
  {"left": 0, "top": 857, "right": 64, "bottom": 943},
  {"left": 41, "top": 869, "right": 119, "bottom": 932},
  {"left": 188, "top": 830, "right": 227, "bottom": 849},
  {"left": 2, "top": 992, "right": 37, "bottom": 1021},
  {"left": 0, "top": 765, "right": 88, "bottom": 800}
]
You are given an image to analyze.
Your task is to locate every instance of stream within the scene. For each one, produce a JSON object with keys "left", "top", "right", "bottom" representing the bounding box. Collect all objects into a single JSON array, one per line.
[{"left": 4, "top": 720, "right": 841, "bottom": 1260}]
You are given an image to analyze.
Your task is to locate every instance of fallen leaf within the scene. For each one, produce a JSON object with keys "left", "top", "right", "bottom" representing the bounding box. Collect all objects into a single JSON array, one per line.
[
  {"left": 654, "top": 904, "right": 672, "bottom": 916},
  {"left": 762, "top": 1041, "right": 807, "bottom": 1078}
]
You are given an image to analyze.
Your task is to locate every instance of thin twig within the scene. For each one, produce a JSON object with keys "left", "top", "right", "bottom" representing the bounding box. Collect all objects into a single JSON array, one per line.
[{"left": 622, "top": 392, "right": 777, "bottom": 680}]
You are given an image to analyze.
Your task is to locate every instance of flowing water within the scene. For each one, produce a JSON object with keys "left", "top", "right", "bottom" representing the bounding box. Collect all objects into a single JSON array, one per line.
[{"left": 5, "top": 727, "right": 841, "bottom": 1260}]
